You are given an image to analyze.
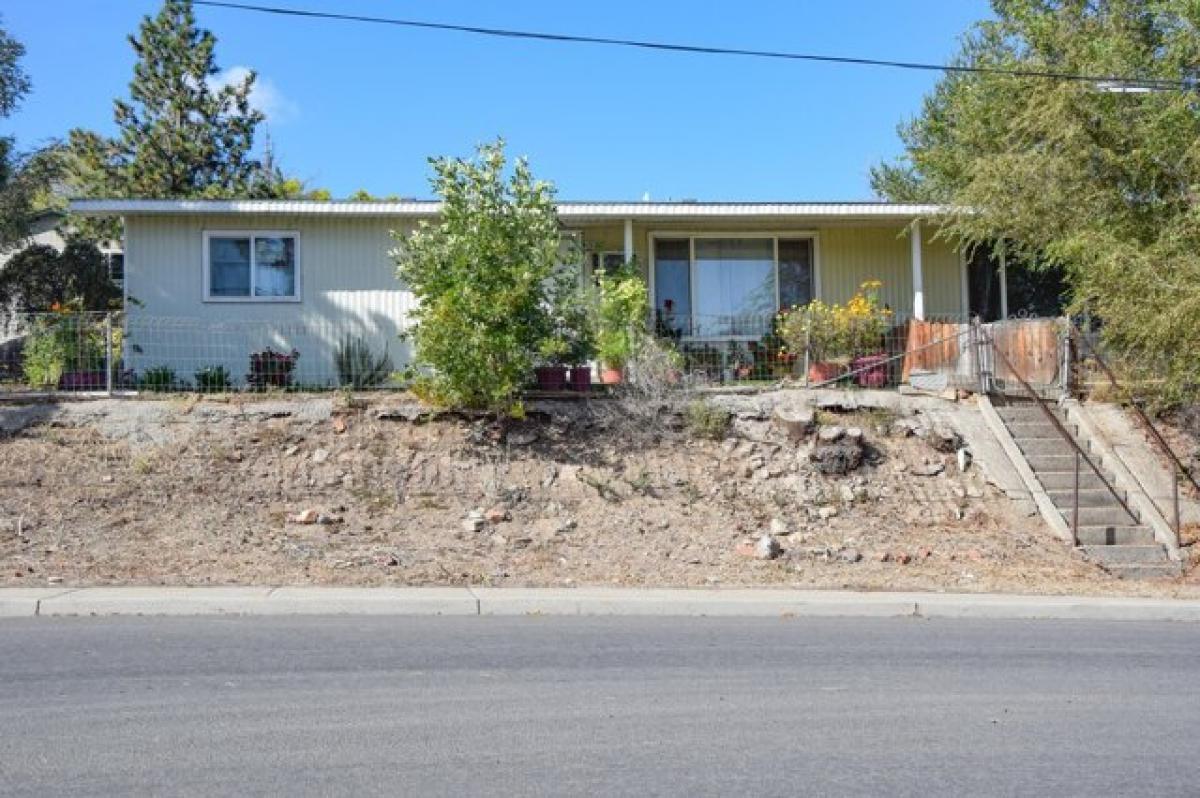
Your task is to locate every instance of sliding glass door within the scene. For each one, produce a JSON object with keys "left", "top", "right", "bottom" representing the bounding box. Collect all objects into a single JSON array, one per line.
[{"left": 652, "top": 235, "right": 814, "bottom": 339}]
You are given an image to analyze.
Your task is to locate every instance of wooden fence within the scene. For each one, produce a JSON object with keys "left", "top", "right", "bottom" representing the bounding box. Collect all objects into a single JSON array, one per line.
[{"left": 898, "top": 317, "right": 1064, "bottom": 392}]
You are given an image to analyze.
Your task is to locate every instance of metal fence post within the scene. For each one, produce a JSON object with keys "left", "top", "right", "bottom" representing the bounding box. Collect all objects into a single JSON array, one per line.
[{"left": 104, "top": 313, "right": 114, "bottom": 395}]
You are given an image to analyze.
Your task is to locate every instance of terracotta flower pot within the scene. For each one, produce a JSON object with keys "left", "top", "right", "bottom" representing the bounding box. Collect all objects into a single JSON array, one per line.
[
  {"left": 567, "top": 366, "right": 592, "bottom": 392},
  {"left": 851, "top": 353, "right": 889, "bottom": 388},
  {"left": 600, "top": 366, "right": 624, "bottom": 385},
  {"left": 807, "top": 361, "right": 844, "bottom": 385},
  {"left": 534, "top": 365, "right": 569, "bottom": 391}
]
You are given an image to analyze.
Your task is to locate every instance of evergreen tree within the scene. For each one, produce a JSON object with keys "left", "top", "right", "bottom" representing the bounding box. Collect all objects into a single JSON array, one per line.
[
  {"left": 0, "top": 18, "right": 44, "bottom": 252},
  {"left": 68, "top": 0, "right": 267, "bottom": 200}
]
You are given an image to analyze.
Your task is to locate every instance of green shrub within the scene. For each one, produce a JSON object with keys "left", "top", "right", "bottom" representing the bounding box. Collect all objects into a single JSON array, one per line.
[
  {"left": 21, "top": 315, "right": 105, "bottom": 388},
  {"left": 392, "top": 140, "right": 568, "bottom": 412},
  {"left": 594, "top": 262, "right": 649, "bottom": 371},
  {"left": 194, "top": 365, "right": 232, "bottom": 393},
  {"left": 138, "top": 365, "right": 179, "bottom": 393},
  {"left": 334, "top": 336, "right": 394, "bottom": 388},
  {"left": 685, "top": 400, "right": 730, "bottom": 440}
]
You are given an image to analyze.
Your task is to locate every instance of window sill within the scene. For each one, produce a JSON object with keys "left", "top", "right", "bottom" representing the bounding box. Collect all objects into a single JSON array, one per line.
[{"left": 203, "top": 296, "right": 302, "bottom": 304}]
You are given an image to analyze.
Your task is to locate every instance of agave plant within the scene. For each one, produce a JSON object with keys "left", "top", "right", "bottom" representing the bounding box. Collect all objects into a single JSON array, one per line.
[{"left": 334, "top": 335, "right": 394, "bottom": 389}]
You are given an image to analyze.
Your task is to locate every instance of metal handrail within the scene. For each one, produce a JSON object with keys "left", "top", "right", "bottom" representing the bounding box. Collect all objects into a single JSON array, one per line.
[
  {"left": 1070, "top": 325, "right": 1196, "bottom": 547},
  {"left": 987, "top": 327, "right": 1138, "bottom": 543}
]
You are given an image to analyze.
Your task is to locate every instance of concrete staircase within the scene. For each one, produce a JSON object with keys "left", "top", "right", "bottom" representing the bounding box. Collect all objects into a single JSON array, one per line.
[{"left": 994, "top": 399, "right": 1180, "bottom": 580}]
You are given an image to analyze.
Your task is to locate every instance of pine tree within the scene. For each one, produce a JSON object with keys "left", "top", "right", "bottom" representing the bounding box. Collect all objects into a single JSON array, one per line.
[{"left": 68, "top": 0, "right": 266, "bottom": 199}]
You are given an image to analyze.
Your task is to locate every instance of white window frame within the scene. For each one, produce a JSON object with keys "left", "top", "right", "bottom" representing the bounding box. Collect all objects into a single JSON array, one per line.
[
  {"left": 202, "top": 230, "right": 302, "bottom": 303},
  {"left": 647, "top": 230, "right": 821, "bottom": 341}
]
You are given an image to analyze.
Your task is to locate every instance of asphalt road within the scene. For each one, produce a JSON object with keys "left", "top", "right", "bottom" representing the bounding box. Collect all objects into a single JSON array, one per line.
[{"left": 1, "top": 616, "right": 1198, "bottom": 797}]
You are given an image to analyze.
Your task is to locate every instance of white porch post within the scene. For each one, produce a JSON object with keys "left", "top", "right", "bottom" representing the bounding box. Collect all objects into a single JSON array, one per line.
[
  {"left": 623, "top": 219, "right": 634, "bottom": 263},
  {"left": 910, "top": 220, "right": 925, "bottom": 320},
  {"left": 998, "top": 244, "right": 1009, "bottom": 320}
]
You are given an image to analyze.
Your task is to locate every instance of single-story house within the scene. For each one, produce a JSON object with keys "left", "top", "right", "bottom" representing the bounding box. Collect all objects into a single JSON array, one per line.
[{"left": 70, "top": 198, "right": 1010, "bottom": 386}]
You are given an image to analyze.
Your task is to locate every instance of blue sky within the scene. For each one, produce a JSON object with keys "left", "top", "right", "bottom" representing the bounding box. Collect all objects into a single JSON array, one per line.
[{"left": 4, "top": 1, "right": 991, "bottom": 200}]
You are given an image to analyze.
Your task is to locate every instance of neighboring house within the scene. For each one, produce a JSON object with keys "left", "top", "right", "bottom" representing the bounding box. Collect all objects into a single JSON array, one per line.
[
  {"left": 0, "top": 210, "right": 126, "bottom": 292},
  {"left": 69, "top": 198, "right": 1000, "bottom": 385}
]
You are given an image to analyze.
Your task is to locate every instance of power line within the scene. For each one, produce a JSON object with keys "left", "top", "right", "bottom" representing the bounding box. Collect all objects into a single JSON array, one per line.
[{"left": 192, "top": 0, "right": 1194, "bottom": 92}]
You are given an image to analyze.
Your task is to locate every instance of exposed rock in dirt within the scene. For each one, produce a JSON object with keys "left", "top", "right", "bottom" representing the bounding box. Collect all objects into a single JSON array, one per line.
[{"left": 1, "top": 392, "right": 1192, "bottom": 595}]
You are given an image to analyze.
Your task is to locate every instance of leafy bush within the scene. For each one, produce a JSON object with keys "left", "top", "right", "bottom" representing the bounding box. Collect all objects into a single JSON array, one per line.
[
  {"left": 594, "top": 262, "right": 649, "bottom": 371},
  {"left": 247, "top": 348, "right": 298, "bottom": 389},
  {"left": 138, "top": 365, "right": 179, "bottom": 392},
  {"left": 194, "top": 365, "right": 232, "bottom": 393},
  {"left": 335, "top": 336, "right": 394, "bottom": 388},
  {"left": 21, "top": 313, "right": 106, "bottom": 388},
  {"left": 778, "top": 280, "right": 892, "bottom": 363},
  {"left": 685, "top": 399, "right": 730, "bottom": 440},
  {"left": 392, "top": 140, "right": 567, "bottom": 412}
]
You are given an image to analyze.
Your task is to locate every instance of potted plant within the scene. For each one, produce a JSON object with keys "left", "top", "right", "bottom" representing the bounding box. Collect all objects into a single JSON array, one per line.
[
  {"left": 247, "top": 347, "right": 299, "bottom": 389},
  {"left": 842, "top": 280, "right": 892, "bottom": 388},
  {"left": 779, "top": 300, "right": 846, "bottom": 384},
  {"left": 593, "top": 262, "right": 648, "bottom": 385},
  {"left": 778, "top": 281, "right": 893, "bottom": 386},
  {"left": 534, "top": 337, "right": 570, "bottom": 391}
]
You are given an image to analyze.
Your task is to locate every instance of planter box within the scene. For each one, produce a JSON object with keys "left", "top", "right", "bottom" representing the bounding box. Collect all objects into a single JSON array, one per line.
[{"left": 534, "top": 365, "right": 569, "bottom": 391}]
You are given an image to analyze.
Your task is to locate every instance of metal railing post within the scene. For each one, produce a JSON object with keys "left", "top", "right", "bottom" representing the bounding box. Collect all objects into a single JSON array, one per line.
[
  {"left": 1073, "top": 450, "right": 1080, "bottom": 544},
  {"left": 104, "top": 313, "right": 114, "bottom": 395}
]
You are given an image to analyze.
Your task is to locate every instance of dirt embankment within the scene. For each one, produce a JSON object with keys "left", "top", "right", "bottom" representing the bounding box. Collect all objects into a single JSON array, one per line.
[{"left": 0, "top": 392, "right": 1196, "bottom": 596}]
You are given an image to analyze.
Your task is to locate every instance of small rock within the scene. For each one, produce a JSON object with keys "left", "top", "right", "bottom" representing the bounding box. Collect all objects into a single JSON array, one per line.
[
  {"left": 894, "top": 552, "right": 913, "bottom": 565},
  {"left": 965, "top": 548, "right": 984, "bottom": 562},
  {"left": 461, "top": 512, "right": 485, "bottom": 533},
  {"left": 965, "top": 484, "right": 984, "bottom": 499},
  {"left": 957, "top": 448, "right": 972, "bottom": 473},
  {"left": 844, "top": 427, "right": 863, "bottom": 443},
  {"left": 911, "top": 462, "right": 945, "bottom": 477},
  {"left": 332, "top": 416, "right": 348, "bottom": 434},
  {"left": 312, "top": 448, "right": 330, "bottom": 464},
  {"left": 485, "top": 505, "right": 510, "bottom": 524},
  {"left": 284, "top": 445, "right": 300, "bottom": 456},
  {"left": 917, "top": 547, "right": 933, "bottom": 560},
  {"left": 838, "top": 548, "right": 862, "bottom": 564},
  {"left": 838, "top": 483, "right": 857, "bottom": 503},
  {"left": 755, "top": 534, "right": 782, "bottom": 560},
  {"left": 292, "top": 508, "right": 320, "bottom": 524},
  {"left": 817, "top": 506, "right": 839, "bottom": 521},
  {"left": 507, "top": 428, "right": 539, "bottom": 446},
  {"left": 817, "top": 425, "right": 845, "bottom": 443},
  {"left": 769, "top": 517, "right": 792, "bottom": 537},
  {"left": 773, "top": 404, "right": 816, "bottom": 441},
  {"left": 928, "top": 426, "right": 963, "bottom": 454},
  {"left": 46, "top": 575, "right": 63, "bottom": 584},
  {"left": 735, "top": 540, "right": 757, "bottom": 558},
  {"left": 317, "top": 513, "right": 343, "bottom": 525},
  {"left": 489, "top": 533, "right": 508, "bottom": 546}
]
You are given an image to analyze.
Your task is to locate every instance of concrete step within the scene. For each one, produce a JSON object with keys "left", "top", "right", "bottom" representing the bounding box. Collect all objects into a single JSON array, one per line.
[
  {"left": 1075, "top": 525, "right": 1156, "bottom": 545},
  {"left": 1061, "top": 505, "right": 1139, "bottom": 527},
  {"left": 1048, "top": 488, "right": 1127, "bottom": 509},
  {"left": 1015, "top": 437, "right": 1094, "bottom": 458},
  {"left": 1037, "top": 471, "right": 1110, "bottom": 491},
  {"left": 1102, "top": 562, "right": 1183, "bottom": 581},
  {"left": 1006, "top": 421, "right": 1078, "bottom": 440},
  {"left": 995, "top": 405, "right": 1068, "bottom": 424},
  {"left": 1079, "top": 544, "right": 1167, "bottom": 565},
  {"left": 1026, "top": 453, "right": 1105, "bottom": 473}
]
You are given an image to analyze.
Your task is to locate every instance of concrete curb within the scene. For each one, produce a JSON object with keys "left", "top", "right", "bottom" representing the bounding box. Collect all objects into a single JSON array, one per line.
[{"left": 3, "top": 587, "right": 1200, "bottom": 621}]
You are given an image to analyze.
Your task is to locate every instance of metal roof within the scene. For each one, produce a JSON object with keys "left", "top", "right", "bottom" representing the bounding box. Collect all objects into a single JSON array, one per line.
[{"left": 69, "top": 198, "right": 949, "bottom": 220}]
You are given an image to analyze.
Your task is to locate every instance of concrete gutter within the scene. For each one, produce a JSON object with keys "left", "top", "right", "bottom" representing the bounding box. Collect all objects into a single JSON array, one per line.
[
  {"left": 3, "top": 587, "right": 1199, "bottom": 622},
  {"left": 977, "top": 394, "right": 1074, "bottom": 543}
]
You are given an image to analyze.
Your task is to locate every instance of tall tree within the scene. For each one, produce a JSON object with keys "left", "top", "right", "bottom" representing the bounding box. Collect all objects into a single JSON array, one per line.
[
  {"left": 68, "top": 0, "right": 267, "bottom": 200},
  {"left": 872, "top": 0, "right": 1200, "bottom": 400},
  {"left": 0, "top": 18, "right": 46, "bottom": 252}
]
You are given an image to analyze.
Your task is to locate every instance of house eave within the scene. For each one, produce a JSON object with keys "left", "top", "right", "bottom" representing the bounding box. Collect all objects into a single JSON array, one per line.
[{"left": 69, "top": 198, "right": 953, "bottom": 222}]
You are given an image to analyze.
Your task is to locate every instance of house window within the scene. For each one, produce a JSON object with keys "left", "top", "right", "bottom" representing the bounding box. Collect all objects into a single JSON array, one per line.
[
  {"left": 204, "top": 231, "right": 299, "bottom": 301},
  {"left": 104, "top": 252, "right": 124, "bottom": 287},
  {"left": 652, "top": 235, "right": 814, "bottom": 338}
]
